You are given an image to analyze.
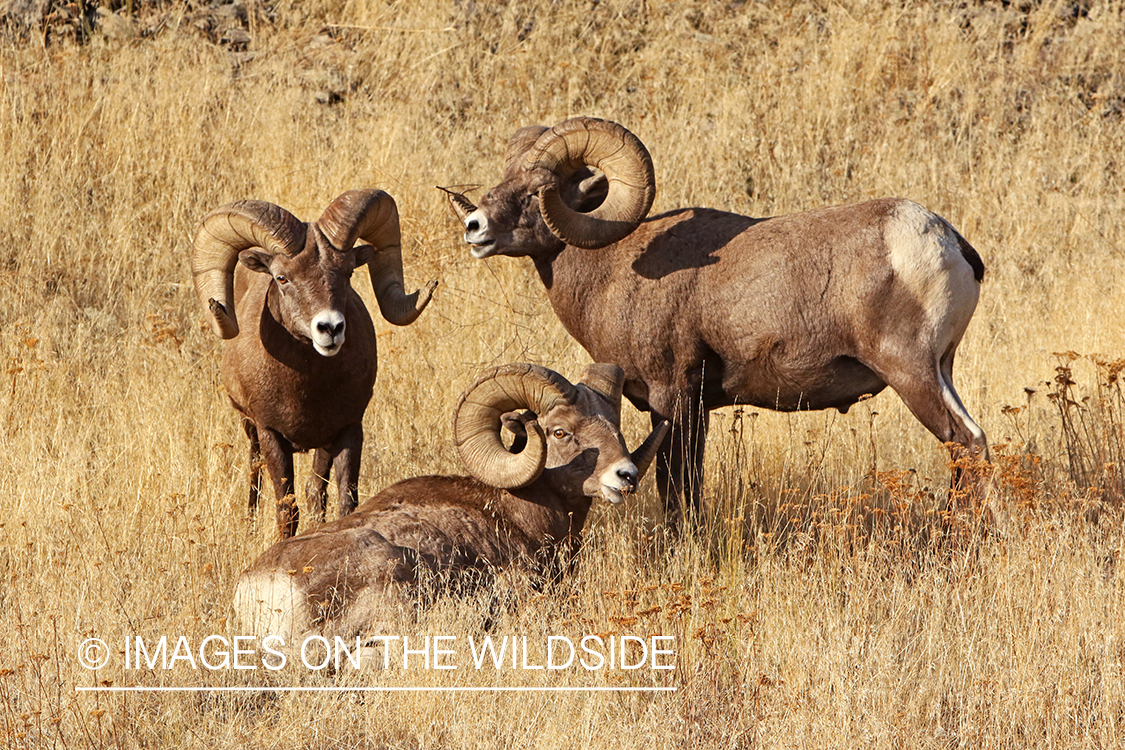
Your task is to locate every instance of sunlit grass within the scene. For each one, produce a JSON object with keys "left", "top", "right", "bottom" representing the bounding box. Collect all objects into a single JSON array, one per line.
[{"left": 1, "top": 0, "right": 1124, "bottom": 746}]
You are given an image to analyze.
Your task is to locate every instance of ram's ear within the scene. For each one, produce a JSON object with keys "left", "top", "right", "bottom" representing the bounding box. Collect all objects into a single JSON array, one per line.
[
  {"left": 352, "top": 243, "right": 376, "bottom": 268},
  {"left": 501, "top": 410, "right": 537, "bottom": 454},
  {"left": 567, "top": 169, "right": 609, "bottom": 213},
  {"left": 238, "top": 249, "right": 273, "bottom": 274}
]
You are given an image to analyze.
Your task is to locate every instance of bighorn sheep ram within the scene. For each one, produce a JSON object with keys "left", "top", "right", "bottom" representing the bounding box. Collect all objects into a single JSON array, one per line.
[
  {"left": 191, "top": 189, "right": 437, "bottom": 538},
  {"left": 234, "top": 363, "right": 667, "bottom": 641},
  {"left": 446, "top": 117, "right": 987, "bottom": 525}
]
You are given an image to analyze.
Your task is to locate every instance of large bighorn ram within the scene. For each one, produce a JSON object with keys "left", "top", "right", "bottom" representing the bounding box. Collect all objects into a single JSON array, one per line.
[
  {"left": 191, "top": 189, "right": 437, "bottom": 538},
  {"left": 234, "top": 363, "right": 667, "bottom": 640},
  {"left": 446, "top": 117, "right": 987, "bottom": 526}
]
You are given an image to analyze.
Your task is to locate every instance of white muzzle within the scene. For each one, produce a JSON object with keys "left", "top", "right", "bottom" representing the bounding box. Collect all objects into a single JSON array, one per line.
[{"left": 311, "top": 310, "right": 346, "bottom": 356}]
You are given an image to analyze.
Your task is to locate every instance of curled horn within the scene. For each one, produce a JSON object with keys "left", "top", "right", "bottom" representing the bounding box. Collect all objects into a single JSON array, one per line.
[
  {"left": 505, "top": 125, "right": 549, "bottom": 174},
  {"left": 453, "top": 364, "right": 579, "bottom": 489},
  {"left": 317, "top": 189, "right": 438, "bottom": 327},
  {"left": 191, "top": 201, "right": 307, "bottom": 339},
  {"left": 527, "top": 117, "right": 655, "bottom": 250},
  {"left": 578, "top": 363, "right": 625, "bottom": 420},
  {"left": 575, "top": 363, "right": 666, "bottom": 481}
]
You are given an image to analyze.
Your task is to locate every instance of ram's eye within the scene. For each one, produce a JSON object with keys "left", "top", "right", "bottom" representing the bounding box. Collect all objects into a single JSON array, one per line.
[
  {"left": 552, "top": 428, "right": 568, "bottom": 439},
  {"left": 275, "top": 275, "right": 289, "bottom": 285}
]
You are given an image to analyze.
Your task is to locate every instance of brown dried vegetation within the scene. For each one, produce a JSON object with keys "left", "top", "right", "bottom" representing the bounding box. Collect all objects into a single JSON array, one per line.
[{"left": 1, "top": 0, "right": 1124, "bottom": 747}]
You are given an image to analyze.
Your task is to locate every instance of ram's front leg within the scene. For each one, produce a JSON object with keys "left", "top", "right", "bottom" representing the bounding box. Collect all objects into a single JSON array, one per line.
[
  {"left": 306, "top": 449, "right": 331, "bottom": 523},
  {"left": 651, "top": 395, "right": 709, "bottom": 531},
  {"left": 331, "top": 424, "right": 364, "bottom": 518},
  {"left": 243, "top": 419, "right": 263, "bottom": 514},
  {"left": 258, "top": 427, "right": 298, "bottom": 538}
]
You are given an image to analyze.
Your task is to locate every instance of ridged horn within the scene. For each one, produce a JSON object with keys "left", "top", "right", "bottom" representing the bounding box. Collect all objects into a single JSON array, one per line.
[
  {"left": 578, "top": 363, "right": 624, "bottom": 419},
  {"left": 191, "top": 201, "right": 307, "bottom": 339},
  {"left": 317, "top": 189, "right": 437, "bottom": 327},
  {"left": 526, "top": 118, "right": 655, "bottom": 250},
  {"left": 631, "top": 420, "right": 670, "bottom": 480},
  {"left": 505, "top": 125, "right": 548, "bottom": 174},
  {"left": 453, "top": 364, "right": 579, "bottom": 489},
  {"left": 437, "top": 186, "right": 478, "bottom": 223}
]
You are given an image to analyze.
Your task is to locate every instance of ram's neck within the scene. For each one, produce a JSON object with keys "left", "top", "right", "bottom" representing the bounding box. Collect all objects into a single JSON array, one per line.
[
  {"left": 535, "top": 245, "right": 621, "bottom": 363},
  {"left": 499, "top": 482, "right": 592, "bottom": 556},
  {"left": 257, "top": 281, "right": 319, "bottom": 360},
  {"left": 532, "top": 251, "right": 556, "bottom": 290}
]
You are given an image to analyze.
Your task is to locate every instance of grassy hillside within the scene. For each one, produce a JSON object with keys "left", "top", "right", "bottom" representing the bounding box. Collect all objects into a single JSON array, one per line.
[{"left": 1, "top": 0, "right": 1123, "bottom": 746}]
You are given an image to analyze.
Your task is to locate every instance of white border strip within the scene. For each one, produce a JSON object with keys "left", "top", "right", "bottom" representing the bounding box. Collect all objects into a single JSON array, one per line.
[{"left": 77, "top": 686, "right": 675, "bottom": 693}]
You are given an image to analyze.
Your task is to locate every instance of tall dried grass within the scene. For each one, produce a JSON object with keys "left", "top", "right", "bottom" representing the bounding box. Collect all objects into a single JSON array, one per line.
[{"left": 1, "top": 0, "right": 1124, "bottom": 747}]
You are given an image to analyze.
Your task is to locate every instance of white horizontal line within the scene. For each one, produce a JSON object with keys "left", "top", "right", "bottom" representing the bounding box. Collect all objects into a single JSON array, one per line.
[{"left": 77, "top": 686, "right": 675, "bottom": 693}]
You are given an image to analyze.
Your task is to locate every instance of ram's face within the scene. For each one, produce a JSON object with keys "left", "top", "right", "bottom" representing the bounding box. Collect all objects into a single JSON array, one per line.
[
  {"left": 453, "top": 363, "right": 668, "bottom": 504},
  {"left": 453, "top": 118, "right": 653, "bottom": 260},
  {"left": 537, "top": 388, "right": 641, "bottom": 505},
  {"left": 239, "top": 231, "right": 372, "bottom": 357},
  {"left": 462, "top": 168, "right": 562, "bottom": 259}
]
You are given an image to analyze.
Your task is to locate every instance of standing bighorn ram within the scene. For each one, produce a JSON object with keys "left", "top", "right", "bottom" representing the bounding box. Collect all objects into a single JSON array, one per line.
[
  {"left": 234, "top": 363, "right": 667, "bottom": 641},
  {"left": 446, "top": 117, "right": 987, "bottom": 526},
  {"left": 191, "top": 189, "right": 437, "bottom": 538}
]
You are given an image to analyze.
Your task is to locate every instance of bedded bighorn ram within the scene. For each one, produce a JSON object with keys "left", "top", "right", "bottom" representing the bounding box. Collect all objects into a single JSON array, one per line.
[
  {"left": 233, "top": 363, "right": 667, "bottom": 640},
  {"left": 445, "top": 117, "right": 987, "bottom": 526},
  {"left": 191, "top": 189, "right": 437, "bottom": 538}
]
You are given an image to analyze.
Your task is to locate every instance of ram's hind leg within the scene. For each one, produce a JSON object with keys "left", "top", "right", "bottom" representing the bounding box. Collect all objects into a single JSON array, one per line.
[
  {"left": 937, "top": 347, "right": 990, "bottom": 494},
  {"left": 882, "top": 349, "right": 988, "bottom": 498}
]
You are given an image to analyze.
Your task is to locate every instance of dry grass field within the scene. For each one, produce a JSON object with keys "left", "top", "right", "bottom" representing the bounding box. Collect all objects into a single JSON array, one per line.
[{"left": 1, "top": 0, "right": 1124, "bottom": 746}]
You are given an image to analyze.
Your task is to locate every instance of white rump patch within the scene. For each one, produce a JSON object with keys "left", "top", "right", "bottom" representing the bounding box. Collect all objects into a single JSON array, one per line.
[
  {"left": 884, "top": 200, "right": 980, "bottom": 350},
  {"left": 232, "top": 570, "right": 312, "bottom": 642}
]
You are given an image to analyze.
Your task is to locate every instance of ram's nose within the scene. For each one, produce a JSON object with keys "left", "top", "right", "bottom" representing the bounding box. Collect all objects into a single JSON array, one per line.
[
  {"left": 311, "top": 310, "right": 346, "bottom": 356},
  {"left": 316, "top": 318, "right": 344, "bottom": 338},
  {"left": 617, "top": 465, "right": 639, "bottom": 494},
  {"left": 600, "top": 458, "right": 640, "bottom": 505}
]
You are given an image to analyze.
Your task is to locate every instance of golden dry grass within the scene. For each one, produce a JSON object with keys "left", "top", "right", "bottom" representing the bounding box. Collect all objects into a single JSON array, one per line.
[{"left": 1, "top": 0, "right": 1124, "bottom": 747}]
